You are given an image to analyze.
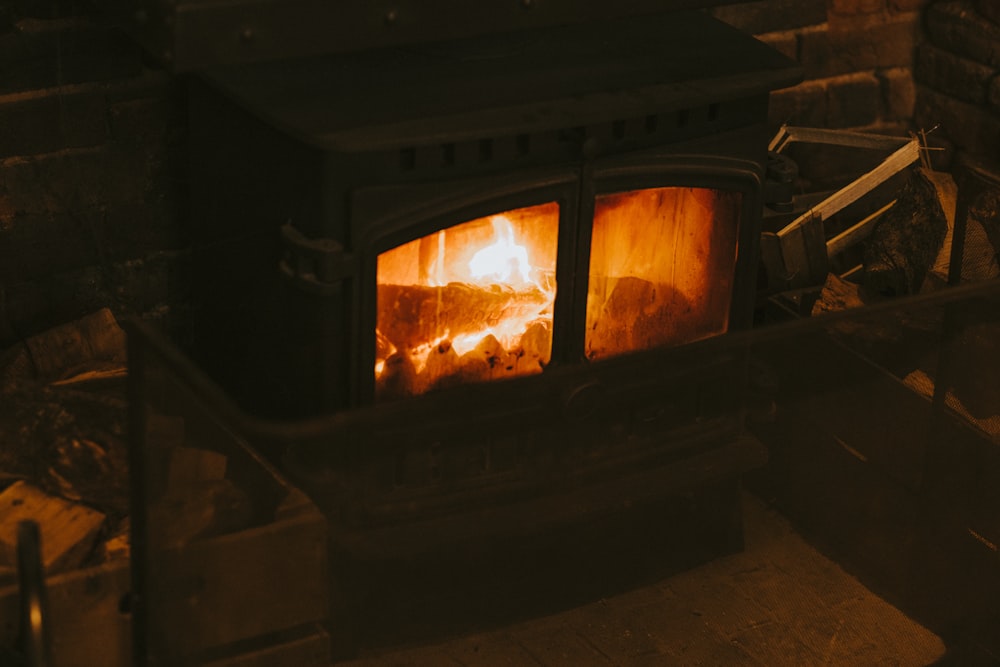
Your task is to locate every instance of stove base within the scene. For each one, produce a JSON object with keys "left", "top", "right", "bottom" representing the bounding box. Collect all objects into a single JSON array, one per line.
[
  {"left": 331, "top": 478, "right": 744, "bottom": 656},
  {"left": 311, "top": 432, "right": 762, "bottom": 659}
]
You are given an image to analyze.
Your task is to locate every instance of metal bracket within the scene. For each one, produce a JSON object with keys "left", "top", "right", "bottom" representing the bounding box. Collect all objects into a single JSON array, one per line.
[{"left": 279, "top": 223, "right": 357, "bottom": 296}]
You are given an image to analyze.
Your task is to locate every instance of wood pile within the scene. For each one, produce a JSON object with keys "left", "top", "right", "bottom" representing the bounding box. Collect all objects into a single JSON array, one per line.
[
  {"left": 761, "top": 128, "right": 1000, "bottom": 436},
  {"left": 0, "top": 309, "right": 131, "bottom": 580},
  {"left": 0, "top": 309, "right": 331, "bottom": 666},
  {"left": 0, "top": 481, "right": 106, "bottom": 575}
]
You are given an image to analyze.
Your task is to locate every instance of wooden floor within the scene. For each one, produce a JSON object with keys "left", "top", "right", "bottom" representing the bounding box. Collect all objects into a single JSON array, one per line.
[{"left": 341, "top": 494, "right": 946, "bottom": 666}]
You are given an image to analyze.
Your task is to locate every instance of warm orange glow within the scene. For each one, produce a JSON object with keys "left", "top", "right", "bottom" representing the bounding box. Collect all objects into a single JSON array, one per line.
[
  {"left": 585, "top": 187, "right": 741, "bottom": 360},
  {"left": 376, "top": 202, "right": 559, "bottom": 401}
]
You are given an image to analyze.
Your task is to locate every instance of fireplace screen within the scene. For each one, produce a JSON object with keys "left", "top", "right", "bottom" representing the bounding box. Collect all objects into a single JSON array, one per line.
[
  {"left": 376, "top": 202, "right": 559, "bottom": 401},
  {"left": 586, "top": 186, "right": 741, "bottom": 359}
]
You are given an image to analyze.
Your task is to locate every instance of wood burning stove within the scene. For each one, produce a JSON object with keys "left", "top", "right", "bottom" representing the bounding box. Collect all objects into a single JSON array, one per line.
[
  {"left": 104, "top": 1, "right": 802, "bottom": 659},
  {"left": 168, "top": 9, "right": 800, "bottom": 647}
]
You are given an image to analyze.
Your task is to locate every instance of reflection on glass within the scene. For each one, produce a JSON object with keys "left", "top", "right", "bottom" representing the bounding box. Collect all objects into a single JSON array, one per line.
[
  {"left": 376, "top": 202, "right": 559, "bottom": 401},
  {"left": 585, "top": 187, "right": 741, "bottom": 360}
]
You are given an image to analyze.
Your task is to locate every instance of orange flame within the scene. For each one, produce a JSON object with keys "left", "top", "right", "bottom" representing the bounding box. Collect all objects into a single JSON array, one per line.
[{"left": 468, "top": 216, "right": 533, "bottom": 286}]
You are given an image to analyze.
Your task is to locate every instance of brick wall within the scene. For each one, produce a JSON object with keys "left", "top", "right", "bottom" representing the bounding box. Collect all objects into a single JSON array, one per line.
[
  {"left": 712, "top": 0, "right": 928, "bottom": 133},
  {"left": 0, "top": 0, "right": 190, "bottom": 349},
  {"left": 914, "top": 1, "right": 1000, "bottom": 168}
]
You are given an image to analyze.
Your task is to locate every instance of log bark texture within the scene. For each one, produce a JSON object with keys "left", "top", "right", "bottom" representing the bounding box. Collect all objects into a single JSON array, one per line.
[
  {"left": 863, "top": 168, "right": 949, "bottom": 296},
  {"left": 378, "top": 282, "right": 548, "bottom": 351}
]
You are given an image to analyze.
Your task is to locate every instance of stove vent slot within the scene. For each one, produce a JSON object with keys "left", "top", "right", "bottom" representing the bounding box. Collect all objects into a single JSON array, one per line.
[
  {"left": 394, "top": 133, "right": 538, "bottom": 173},
  {"left": 390, "top": 104, "right": 728, "bottom": 174}
]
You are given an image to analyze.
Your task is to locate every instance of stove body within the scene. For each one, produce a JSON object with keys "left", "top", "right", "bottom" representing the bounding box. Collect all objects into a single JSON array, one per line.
[{"left": 124, "top": 4, "right": 800, "bottom": 652}]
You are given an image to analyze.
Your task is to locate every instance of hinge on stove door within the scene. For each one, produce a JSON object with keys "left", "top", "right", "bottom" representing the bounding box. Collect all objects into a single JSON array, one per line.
[{"left": 279, "top": 223, "right": 357, "bottom": 295}]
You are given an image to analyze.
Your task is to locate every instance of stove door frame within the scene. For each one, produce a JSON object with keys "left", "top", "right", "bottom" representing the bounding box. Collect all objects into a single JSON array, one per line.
[
  {"left": 586, "top": 152, "right": 766, "bottom": 343},
  {"left": 352, "top": 150, "right": 764, "bottom": 406},
  {"left": 352, "top": 167, "right": 581, "bottom": 405}
]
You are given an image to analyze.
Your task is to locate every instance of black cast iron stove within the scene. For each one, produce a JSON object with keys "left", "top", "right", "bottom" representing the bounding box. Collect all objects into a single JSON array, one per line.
[{"left": 102, "top": 0, "right": 802, "bottom": 657}]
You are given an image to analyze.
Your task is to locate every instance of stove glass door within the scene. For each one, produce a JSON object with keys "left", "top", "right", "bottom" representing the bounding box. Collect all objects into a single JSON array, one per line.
[
  {"left": 585, "top": 186, "right": 741, "bottom": 360},
  {"left": 376, "top": 201, "right": 559, "bottom": 401}
]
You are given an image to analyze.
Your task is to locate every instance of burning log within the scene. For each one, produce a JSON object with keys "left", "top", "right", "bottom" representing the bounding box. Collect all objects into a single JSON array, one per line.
[
  {"left": 421, "top": 340, "right": 460, "bottom": 392},
  {"left": 375, "top": 278, "right": 555, "bottom": 399},
  {"left": 514, "top": 321, "right": 552, "bottom": 374},
  {"left": 457, "top": 351, "right": 491, "bottom": 384},
  {"left": 375, "top": 352, "right": 417, "bottom": 402},
  {"left": 376, "top": 329, "right": 396, "bottom": 360},
  {"left": 377, "top": 282, "right": 549, "bottom": 351},
  {"left": 473, "top": 333, "right": 504, "bottom": 367}
]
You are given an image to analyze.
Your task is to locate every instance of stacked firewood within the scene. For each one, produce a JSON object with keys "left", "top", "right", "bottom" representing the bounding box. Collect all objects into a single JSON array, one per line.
[
  {"left": 0, "top": 310, "right": 131, "bottom": 583},
  {"left": 0, "top": 308, "right": 262, "bottom": 588},
  {"left": 805, "top": 165, "right": 1000, "bottom": 434}
]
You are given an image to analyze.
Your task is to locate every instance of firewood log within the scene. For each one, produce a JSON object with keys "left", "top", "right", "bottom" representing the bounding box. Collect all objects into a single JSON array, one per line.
[
  {"left": 375, "top": 352, "right": 417, "bottom": 402},
  {"left": 489, "top": 350, "right": 520, "bottom": 380},
  {"left": 377, "top": 283, "right": 549, "bottom": 351},
  {"left": 864, "top": 168, "right": 948, "bottom": 296},
  {"left": 473, "top": 333, "right": 504, "bottom": 366},
  {"left": 148, "top": 479, "right": 253, "bottom": 551},
  {"left": 518, "top": 321, "right": 552, "bottom": 365},
  {"left": 0, "top": 481, "right": 105, "bottom": 574},
  {"left": 457, "top": 352, "right": 490, "bottom": 384},
  {"left": 0, "top": 309, "right": 126, "bottom": 393},
  {"left": 375, "top": 329, "right": 396, "bottom": 360},
  {"left": 420, "top": 340, "right": 460, "bottom": 392},
  {"left": 167, "top": 447, "right": 228, "bottom": 490},
  {"left": 587, "top": 277, "right": 693, "bottom": 357}
]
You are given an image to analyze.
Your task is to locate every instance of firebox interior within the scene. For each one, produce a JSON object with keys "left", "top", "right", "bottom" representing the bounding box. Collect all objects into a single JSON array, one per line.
[
  {"left": 375, "top": 202, "right": 559, "bottom": 400},
  {"left": 586, "top": 186, "right": 741, "bottom": 359}
]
